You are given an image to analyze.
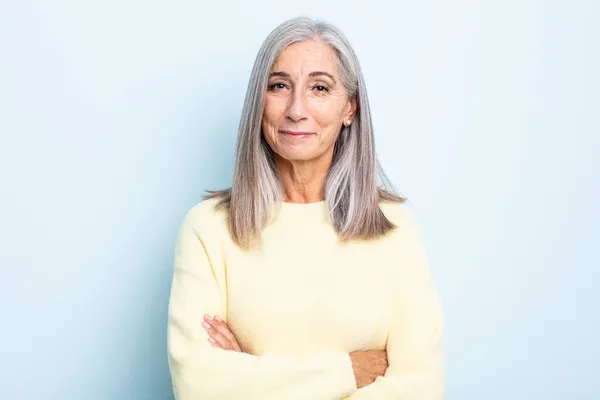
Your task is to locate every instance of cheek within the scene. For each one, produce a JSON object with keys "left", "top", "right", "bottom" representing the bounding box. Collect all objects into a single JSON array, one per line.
[
  {"left": 309, "top": 99, "right": 344, "bottom": 127},
  {"left": 263, "top": 97, "right": 285, "bottom": 127},
  {"left": 262, "top": 98, "right": 283, "bottom": 147}
]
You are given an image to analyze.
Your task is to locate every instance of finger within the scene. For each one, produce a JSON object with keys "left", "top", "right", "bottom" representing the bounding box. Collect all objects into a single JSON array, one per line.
[
  {"left": 213, "top": 316, "right": 242, "bottom": 352},
  {"left": 203, "top": 316, "right": 236, "bottom": 350},
  {"left": 207, "top": 336, "right": 221, "bottom": 348},
  {"left": 202, "top": 319, "right": 227, "bottom": 349},
  {"left": 202, "top": 316, "right": 230, "bottom": 349},
  {"left": 211, "top": 319, "right": 242, "bottom": 352},
  {"left": 211, "top": 329, "right": 234, "bottom": 350}
]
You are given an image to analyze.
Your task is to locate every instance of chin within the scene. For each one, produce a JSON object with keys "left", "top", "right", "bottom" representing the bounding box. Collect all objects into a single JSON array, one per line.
[{"left": 277, "top": 148, "right": 318, "bottom": 162}]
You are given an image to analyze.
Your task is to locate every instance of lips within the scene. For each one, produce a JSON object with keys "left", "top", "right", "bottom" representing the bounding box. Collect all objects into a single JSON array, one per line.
[
  {"left": 279, "top": 130, "right": 313, "bottom": 140},
  {"left": 279, "top": 130, "right": 314, "bottom": 136}
]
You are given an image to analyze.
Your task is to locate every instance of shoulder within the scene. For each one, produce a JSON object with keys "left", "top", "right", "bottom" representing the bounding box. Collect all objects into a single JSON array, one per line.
[
  {"left": 379, "top": 201, "right": 427, "bottom": 255},
  {"left": 379, "top": 200, "right": 421, "bottom": 232},
  {"left": 379, "top": 202, "right": 433, "bottom": 284},
  {"left": 180, "top": 197, "right": 229, "bottom": 237}
]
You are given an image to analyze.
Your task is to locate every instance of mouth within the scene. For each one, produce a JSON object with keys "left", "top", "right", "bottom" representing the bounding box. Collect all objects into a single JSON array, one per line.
[{"left": 279, "top": 130, "right": 315, "bottom": 138}]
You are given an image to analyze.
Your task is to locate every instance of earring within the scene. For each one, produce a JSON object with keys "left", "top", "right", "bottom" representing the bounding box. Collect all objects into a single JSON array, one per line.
[{"left": 345, "top": 119, "right": 352, "bottom": 126}]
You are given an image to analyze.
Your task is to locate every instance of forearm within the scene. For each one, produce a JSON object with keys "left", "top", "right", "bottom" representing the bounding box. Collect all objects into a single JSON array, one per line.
[
  {"left": 341, "top": 205, "right": 445, "bottom": 399},
  {"left": 169, "top": 340, "right": 357, "bottom": 400},
  {"left": 340, "top": 343, "right": 444, "bottom": 399}
]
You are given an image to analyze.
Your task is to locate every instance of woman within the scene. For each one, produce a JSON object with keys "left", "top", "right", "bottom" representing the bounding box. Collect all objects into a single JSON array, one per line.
[{"left": 167, "top": 16, "right": 444, "bottom": 400}]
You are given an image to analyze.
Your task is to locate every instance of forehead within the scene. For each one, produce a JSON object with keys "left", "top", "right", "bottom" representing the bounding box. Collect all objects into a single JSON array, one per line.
[{"left": 271, "top": 40, "right": 339, "bottom": 74}]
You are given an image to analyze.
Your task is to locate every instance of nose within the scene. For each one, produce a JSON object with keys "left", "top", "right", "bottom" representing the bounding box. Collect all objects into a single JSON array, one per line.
[{"left": 285, "top": 89, "right": 308, "bottom": 122}]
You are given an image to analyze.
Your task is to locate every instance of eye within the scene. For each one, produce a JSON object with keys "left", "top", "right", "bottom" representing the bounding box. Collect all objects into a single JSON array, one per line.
[
  {"left": 268, "top": 82, "right": 289, "bottom": 91},
  {"left": 313, "top": 85, "right": 330, "bottom": 92}
]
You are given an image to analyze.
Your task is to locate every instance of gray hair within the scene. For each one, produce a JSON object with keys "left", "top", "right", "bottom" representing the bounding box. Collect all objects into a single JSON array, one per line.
[{"left": 206, "top": 16, "right": 405, "bottom": 249}]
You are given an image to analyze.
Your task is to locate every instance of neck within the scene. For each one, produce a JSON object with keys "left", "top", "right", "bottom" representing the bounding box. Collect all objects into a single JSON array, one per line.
[{"left": 275, "top": 152, "right": 333, "bottom": 204}]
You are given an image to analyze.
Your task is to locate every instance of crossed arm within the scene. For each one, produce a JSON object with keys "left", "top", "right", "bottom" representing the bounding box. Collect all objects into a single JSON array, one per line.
[{"left": 167, "top": 210, "right": 444, "bottom": 399}]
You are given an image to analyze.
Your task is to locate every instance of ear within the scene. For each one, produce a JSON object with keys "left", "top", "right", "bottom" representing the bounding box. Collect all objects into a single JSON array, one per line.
[{"left": 345, "top": 96, "right": 358, "bottom": 122}]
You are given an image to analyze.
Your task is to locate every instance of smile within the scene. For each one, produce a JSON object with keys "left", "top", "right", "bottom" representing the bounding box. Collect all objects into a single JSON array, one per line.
[{"left": 279, "top": 130, "right": 315, "bottom": 138}]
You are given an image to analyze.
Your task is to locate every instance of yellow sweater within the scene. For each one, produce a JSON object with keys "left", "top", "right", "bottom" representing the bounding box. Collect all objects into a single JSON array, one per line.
[{"left": 167, "top": 198, "right": 445, "bottom": 399}]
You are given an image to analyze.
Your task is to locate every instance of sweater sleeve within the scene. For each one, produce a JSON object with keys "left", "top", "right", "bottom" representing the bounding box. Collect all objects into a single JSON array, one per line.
[
  {"left": 342, "top": 206, "right": 445, "bottom": 400},
  {"left": 167, "top": 206, "right": 358, "bottom": 400}
]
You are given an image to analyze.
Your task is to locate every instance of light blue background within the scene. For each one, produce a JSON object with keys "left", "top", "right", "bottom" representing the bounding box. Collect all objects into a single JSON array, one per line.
[{"left": 1, "top": 1, "right": 598, "bottom": 399}]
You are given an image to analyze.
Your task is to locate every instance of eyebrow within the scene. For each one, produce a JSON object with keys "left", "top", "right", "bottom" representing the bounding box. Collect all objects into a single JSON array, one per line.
[{"left": 269, "top": 71, "right": 337, "bottom": 83}]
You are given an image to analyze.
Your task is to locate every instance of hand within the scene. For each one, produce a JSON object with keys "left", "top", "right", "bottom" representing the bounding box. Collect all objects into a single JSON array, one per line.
[
  {"left": 349, "top": 350, "right": 388, "bottom": 389},
  {"left": 202, "top": 314, "right": 242, "bottom": 352}
]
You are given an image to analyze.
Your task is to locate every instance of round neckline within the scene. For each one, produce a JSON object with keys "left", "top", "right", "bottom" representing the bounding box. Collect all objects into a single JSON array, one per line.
[{"left": 274, "top": 200, "right": 329, "bottom": 222}]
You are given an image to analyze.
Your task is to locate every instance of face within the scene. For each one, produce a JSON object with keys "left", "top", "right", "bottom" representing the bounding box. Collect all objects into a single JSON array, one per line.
[{"left": 262, "top": 40, "right": 357, "bottom": 165}]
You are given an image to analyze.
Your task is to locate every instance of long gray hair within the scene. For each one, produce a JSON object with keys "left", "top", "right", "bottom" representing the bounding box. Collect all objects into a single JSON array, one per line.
[{"left": 206, "top": 16, "right": 405, "bottom": 249}]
